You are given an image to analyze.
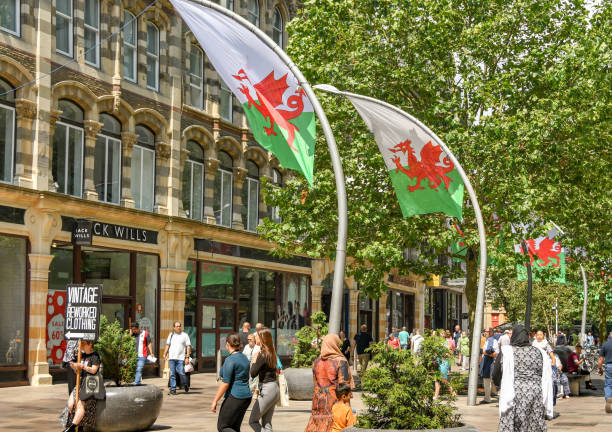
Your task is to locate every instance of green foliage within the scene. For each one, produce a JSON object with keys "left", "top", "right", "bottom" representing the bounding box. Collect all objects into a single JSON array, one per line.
[
  {"left": 94, "top": 316, "right": 137, "bottom": 386},
  {"left": 290, "top": 311, "right": 329, "bottom": 368},
  {"left": 358, "top": 337, "right": 461, "bottom": 430}
]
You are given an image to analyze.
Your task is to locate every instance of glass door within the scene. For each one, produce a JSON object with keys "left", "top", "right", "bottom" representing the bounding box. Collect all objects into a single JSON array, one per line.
[{"left": 198, "top": 302, "right": 236, "bottom": 369}]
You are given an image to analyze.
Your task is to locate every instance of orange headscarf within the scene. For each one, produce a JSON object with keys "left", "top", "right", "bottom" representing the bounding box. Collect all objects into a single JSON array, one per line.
[{"left": 320, "top": 334, "right": 346, "bottom": 362}]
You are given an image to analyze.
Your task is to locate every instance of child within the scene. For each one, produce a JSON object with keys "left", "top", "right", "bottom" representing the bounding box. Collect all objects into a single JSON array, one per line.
[{"left": 331, "top": 382, "right": 357, "bottom": 432}]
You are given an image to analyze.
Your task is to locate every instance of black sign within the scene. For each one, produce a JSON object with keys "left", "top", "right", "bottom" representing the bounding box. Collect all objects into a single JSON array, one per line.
[
  {"left": 92, "top": 221, "right": 157, "bottom": 244},
  {"left": 72, "top": 220, "right": 93, "bottom": 245},
  {"left": 64, "top": 284, "right": 102, "bottom": 341}
]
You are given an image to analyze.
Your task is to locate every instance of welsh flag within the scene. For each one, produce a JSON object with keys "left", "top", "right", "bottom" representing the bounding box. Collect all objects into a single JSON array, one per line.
[
  {"left": 514, "top": 231, "right": 566, "bottom": 283},
  {"left": 343, "top": 95, "right": 464, "bottom": 218},
  {"left": 170, "top": 0, "right": 315, "bottom": 185}
]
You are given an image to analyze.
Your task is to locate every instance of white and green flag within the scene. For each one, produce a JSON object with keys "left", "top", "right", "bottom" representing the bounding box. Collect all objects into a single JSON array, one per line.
[{"left": 170, "top": 0, "right": 316, "bottom": 185}]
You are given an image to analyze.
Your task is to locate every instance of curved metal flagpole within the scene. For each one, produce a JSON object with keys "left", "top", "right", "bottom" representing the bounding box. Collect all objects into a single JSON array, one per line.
[
  {"left": 313, "top": 85, "right": 487, "bottom": 405},
  {"left": 580, "top": 264, "right": 588, "bottom": 344},
  {"left": 185, "top": 0, "right": 348, "bottom": 335}
]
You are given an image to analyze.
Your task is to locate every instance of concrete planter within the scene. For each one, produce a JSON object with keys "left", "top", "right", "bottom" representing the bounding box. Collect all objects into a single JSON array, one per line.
[
  {"left": 344, "top": 425, "right": 479, "bottom": 432},
  {"left": 284, "top": 367, "right": 314, "bottom": 400},
  {"left": 95, "top": 384, "right": 163, "bottom": 432}
]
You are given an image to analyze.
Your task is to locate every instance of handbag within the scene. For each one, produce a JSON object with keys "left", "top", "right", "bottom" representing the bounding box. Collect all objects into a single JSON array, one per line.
[
  {"left": 277, "top": 371, "right": 290, "bottom": 407},
  {"left": 80, "top": 370, "right": 106, "bottom": 401}
]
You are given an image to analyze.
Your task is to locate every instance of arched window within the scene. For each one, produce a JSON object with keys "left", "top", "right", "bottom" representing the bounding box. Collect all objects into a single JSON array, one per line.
[
  {"left": 270, "top": 168, "right": 282, "bottom": 222},
  {"left": 247, "top": 0, "right": 260, "bottom": 27},
  {"left": 84, "top": 0, "right": 99, "bottom": 67},
  {"left": 146, "top": 22, "right": 159, "bottom": 91},
  {"left": 0, "top": 79, "right": 15, "bottom": 183},
  {"left": 219, "top": 80, "right": 233, "bottom": 122},
  {"left": 1, "top": 0, "right": 20, "bottom": 35},
  {"left": 182, "top": 141, "right": 204, "bottom": 220},
  {"left": 56, "top": 0, "right": 73, "bottom": 57},
  {"left": 242, "top": 160, "right": 259, "bottom": 231},
  {"left": 94, "top": 113, "right": 121, "bottom": 204},
  {"left": 189, "top": 44, "right": 204, "bottom": 110},
  {"left": 214, "top": 151, "right": 233, "bottom": 227},
  {"left": 273, "top": 7, "right": 284, "bottom": 48},
  {"left": 53, "top": 99, "right": 83, "bottom": 197},
  {"left": 132, "top": 125, "right": 155, "bottom": 211},
  {"left": 123, "top": 11, "right": 137, "bottom": 82}
]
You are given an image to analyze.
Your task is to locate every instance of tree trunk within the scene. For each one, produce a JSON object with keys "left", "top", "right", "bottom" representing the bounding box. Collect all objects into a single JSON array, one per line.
[
  {"left": 465, "top": 248, "right": 478, "bottom": 338},
  {"left": 598, "top": 291, "right": 608, "bottom": 341}
]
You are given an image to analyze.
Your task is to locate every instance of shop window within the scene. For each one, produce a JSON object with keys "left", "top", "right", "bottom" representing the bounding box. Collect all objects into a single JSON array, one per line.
[
  {"left": 0, "top": 0, "right": 19, "bottom": 36},
  {"left": 200, "top": 262, "right": 234, "bottom": 299},
  {"left": 219, "top": 80, "right": 233, "bottom": 122},
  {"left": 146, "top": 22, "right": 159, "bottom": 91},
  {"left": 53, "top": 99, "right": 83, "bottom": 197},
  {"left": 270, "top": 168, "right": 282, "bottom": 222},
  {"left": 214, "top": 151, "right": 232, "bottom": 227},
  {"left": 82, "top": 249, "right": 130, "bottom": 297},
  {"left": 273, "top": 7, "right": 283, "bottom": 48},
  {"left": 241, "top": 160, "right": 259, "bottom": 232},
  {"left": 46, "top": 244, "right": 73, "bottom": 367},
  {"left": 0, "top": 79, "right": 15, "bottom": 184},
  {"left": 189, "top": 45, "right": 204, "bottom": 110},
  {"left": 123, "top": 11, "right": 137, "bottom": 82},
  {"left": 56, "top": 0, "right": 73, "bottom": 57},
  {"left": 83, "top": 0, "right": 99, "bottom": 67},
  {"left": 94, "top": 113, "right": 121, "bottom": 204},
  {"left": 0, "top": 236, "right": 26, "bottom": 367},
  {"left": 247, "top": 0, "right": 259, "bottom": 27},
  {"left": 182, "top": 140, "right": 204, "bottom": 221},
  {"left": 132, "top": 125, "right": 155, "bottom": 211},
  {"left": 135, "top": 253, "right": 158, "bottom": 344},
  {"left": 239, "top": 268, "right": 275, "bottom": 330},
  {"left": 276, "top": 274, "right": 309, "bottom": 356}
]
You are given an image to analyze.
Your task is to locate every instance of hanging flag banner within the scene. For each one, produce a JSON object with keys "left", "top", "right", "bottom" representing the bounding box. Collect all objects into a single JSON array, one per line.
[
  {"left": 64, "top": 284, "right": 103, "bottom": 341},
  {"left": 514, "top": 232, "right": 566, "bottom": 283},
  {"left": 170, "top": 0, "right": 316, "bottom": 185}
]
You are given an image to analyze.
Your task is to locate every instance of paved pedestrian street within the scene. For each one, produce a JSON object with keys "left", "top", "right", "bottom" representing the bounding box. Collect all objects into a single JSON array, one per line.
[{"left": 0, "top": 374, "right": 609, "bottom": 431}]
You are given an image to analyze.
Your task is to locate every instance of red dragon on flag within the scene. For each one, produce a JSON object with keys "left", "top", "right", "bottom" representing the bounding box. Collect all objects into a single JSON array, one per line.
[
  {"left": 233, "top": 69, "right": 306, "bottom": 151},
  {"left": 390, "top": 139, "right": 455, "bottom": 192},
  {"left": 522, "top": 237, "right": 562, "bottom": 267}
]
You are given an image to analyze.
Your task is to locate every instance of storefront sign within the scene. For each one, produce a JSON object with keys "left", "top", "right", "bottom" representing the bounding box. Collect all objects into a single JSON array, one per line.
[
  {"left": 72, "top": 220, "right": 93, "bottom": 245},
  {"left": 388, "top": 274, "right": 416, "bottom": 287},
  {"left": 92, "top": 222, "right": 157, "bottom": 244},
  {"left": 64, "top": 284, "right": 102, "bottom": 341},
  {"left": 46, "top": 290, "right": 67, "bottom": 364}
]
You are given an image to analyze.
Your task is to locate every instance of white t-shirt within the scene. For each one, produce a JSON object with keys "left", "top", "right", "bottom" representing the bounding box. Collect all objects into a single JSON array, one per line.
[
  {"left": 412, "top": 334, "right": 424, "bottom": 353},
  {"left": 499, "top": 334, "right": 511, "bottom": 347},
  {"left": 242, "top": 344, "right": 261, "bottom": 362},
  {"left": 166, "top": 331, "right": 191, "bottom": 360}
]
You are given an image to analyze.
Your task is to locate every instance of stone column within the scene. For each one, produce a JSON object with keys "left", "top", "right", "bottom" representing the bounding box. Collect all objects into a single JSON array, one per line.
[
  {"left": 231, "top": 167, "right": 247, "bottom": 230},
  {"left": 120, "top": 132, "right": 137, "bottom": 208},
  {"left": 13, "top": 99, "right": 37, "bottom": 188},
  {"left": 348, "top": 289, "right": 359, "bottom": 340},
  {"left": 415, "top": 282, "right": 425, "bottom": 333},
  {"left": 378, "top": 293, "right": 388, "bottom": 341},
  {"left": 203, "top": 157, "right": 219, "bottom": 224},
  {"left": 154, "top": 141, "right": 171, "bottom": 214},
  {"left": 310, "top": 284, "right": 323, "bottom": 314},
  {"left": 83, "top": 120, "right": 102, "bottom": 200}
]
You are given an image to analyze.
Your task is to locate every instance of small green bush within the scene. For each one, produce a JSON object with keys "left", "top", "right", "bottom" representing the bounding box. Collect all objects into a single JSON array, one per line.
[
  {"left": 357, "top": 335, "right": 462, "bottom": 430},
  {"left": 290, "top": 311, "right": 328, "bottom": 368},
  {"left": 94, "top": 316, "right": 137, "bottom": 386}
]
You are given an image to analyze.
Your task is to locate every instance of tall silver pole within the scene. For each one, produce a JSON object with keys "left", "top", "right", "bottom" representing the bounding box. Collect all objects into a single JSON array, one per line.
[
  {"left": 185, "top": 1, "right": 348, "bottom": 335},
  {"left": 580, "top": 264, "right": 588, "bottom": 344},
  {"left": 313, "top": 86, "right": 487, "bottom": 404}
]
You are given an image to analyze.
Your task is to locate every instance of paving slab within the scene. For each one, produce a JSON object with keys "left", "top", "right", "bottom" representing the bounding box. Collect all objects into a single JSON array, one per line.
[{"left": 0, "top": 374, "right": 609, "bottom": 431}]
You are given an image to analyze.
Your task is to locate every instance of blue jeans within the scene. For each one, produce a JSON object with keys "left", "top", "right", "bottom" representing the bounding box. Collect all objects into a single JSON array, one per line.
[
  {"left": 169, "top": 359, "right": 186, "bottom": 391},
  {"left": 134, "top": 357, "right": 146, "bottom": 384},
  {"left": 605, "top": 364, "right": 612, "bottom": 400}
]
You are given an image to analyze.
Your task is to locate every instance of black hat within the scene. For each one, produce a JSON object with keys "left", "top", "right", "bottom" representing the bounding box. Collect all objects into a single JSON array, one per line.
[{"left": 130, "top": 322, "right": 139, "bottom": 328}]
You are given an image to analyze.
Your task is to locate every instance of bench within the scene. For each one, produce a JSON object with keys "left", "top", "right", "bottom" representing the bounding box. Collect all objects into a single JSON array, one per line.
[{"left": 567, "top": 374, "right": 587, "bottom": 395}]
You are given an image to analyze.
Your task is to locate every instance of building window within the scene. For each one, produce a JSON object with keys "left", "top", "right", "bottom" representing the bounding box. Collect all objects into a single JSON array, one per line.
[
  {"left": 53, "top": 99, "right": 83, "bottom": 197},
  {"left": 189, "top": 45, "right": 204, "bottom": 110},
  {"left": 270, "top": 168, "right": 282, "bottom": 223},
  {"left": 221, "top": 0, "right": 234, "bottom": 11},
  {"left": 123, "top": 11, "right": 137, "bottom": 82},
  {"left": 247, "top": 0, "right": 259, "bottom": 26},
  {"left": 132, "top": 125, "right": 155, "bottom": 211},
  {"left": 272, "top": 7, "right": 283, "bottom": 48},
  {"left": 219, "top": 80, "right": 233, "bottom": 123},
  {"left": 83, "top": 0, "right": 99, "bottom": 67},
  {"left": 94, "top": 114, "right": 121, "bottom": 204},
  {"left": 56, "top": 0, "right": 73, "bottom": 56},
  {"left": 239, "top": 267, "right": 275, "bottom": 330},
  {"left": 214, "top": 151, "right": 233, "bottom": 227},
  {"left": 0, "top": 79, "right": 15, "bottom": 184},
  {"left": 146, "top": 22, "right": 159, "bottom": 91},
  {"left": 0, "top": 0, "right": 20, "bottom": 35},
  {"left": 182, "top": 141, "right": 204, "bottom": 221},
  {"left": 242, "top": 160, "right": 259, "bottom": 232},
  {"left": 276, "top": 274, "right": 310, "bottom": 356}
]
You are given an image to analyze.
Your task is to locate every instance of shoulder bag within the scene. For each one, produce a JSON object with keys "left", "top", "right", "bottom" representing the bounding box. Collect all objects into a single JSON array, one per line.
[{"left": 80, "top": 369, "right": 106, "bottom": 401}]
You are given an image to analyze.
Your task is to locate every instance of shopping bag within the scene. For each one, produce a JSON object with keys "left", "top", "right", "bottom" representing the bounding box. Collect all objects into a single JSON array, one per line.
[{"left": 277, "top": 371, "right": 290, "bottom": 407}]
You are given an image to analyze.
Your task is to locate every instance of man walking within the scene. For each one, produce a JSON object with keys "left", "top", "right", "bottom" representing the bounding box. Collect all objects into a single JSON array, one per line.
[
  {"left": 131, "top": 322, "right": 154, "bottom": 385},
  {"left": 398, "top": 326, "right": 410, "bottom": 350},
  {"left": 479, "top": 328, "right": 499, "bottom": 404},
  {"left": 351, "top": 324, "right": 373, "bottom": 375},
  {"left": 239, "top": 321, "right": 251, "bottom": 349},
  {"left": 163, "top": 321, "right": 191, "bottom": 395},
  {"left": 597, "top": 331, "right": 612, "bottom": 413},
  {"left": 411, "top": 328, "right": 424, "bottom": 353}
]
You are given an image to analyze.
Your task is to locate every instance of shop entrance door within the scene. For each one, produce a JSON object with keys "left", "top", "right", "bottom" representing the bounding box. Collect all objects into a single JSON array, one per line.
[
  {"left": 101, "top": 301, "right": 130, "bottom": 329},
  {"left": 198, "top": 302, "right": 236, "bottom": 369}
]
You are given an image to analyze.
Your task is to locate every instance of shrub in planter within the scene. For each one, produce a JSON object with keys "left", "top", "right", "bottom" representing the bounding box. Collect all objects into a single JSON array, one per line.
[
  {"left": 94, "top": 316, "right": 137, "bottom": 386},
  {"left": 357, "top": 335, "right": 463, "bottom": 430},
  {"left": 290, "top": 311, "right": 329, "bottom": 368}
]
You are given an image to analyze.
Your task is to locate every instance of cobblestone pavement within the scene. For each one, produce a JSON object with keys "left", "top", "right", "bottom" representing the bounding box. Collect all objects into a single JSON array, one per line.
[{"left": 0, "top": 374, "right": 609, "bottom": 431}]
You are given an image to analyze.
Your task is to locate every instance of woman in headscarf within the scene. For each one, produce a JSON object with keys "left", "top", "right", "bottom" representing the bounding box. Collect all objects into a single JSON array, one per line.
[
  {"left": 305, "top": 334, "right": 355, "bottom": 432},
  {"left": 492, "top": 324, "right": 553, "bottom": 432}
]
